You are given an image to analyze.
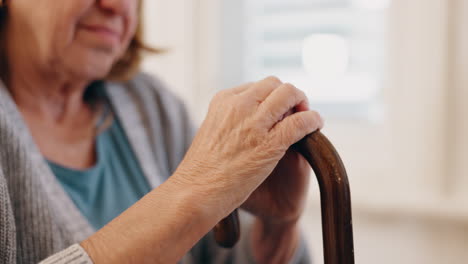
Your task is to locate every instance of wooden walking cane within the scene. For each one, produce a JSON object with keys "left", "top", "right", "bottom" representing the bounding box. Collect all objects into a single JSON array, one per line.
[{"left": 213, "top": 131, "right": 355, "bottom": 264}]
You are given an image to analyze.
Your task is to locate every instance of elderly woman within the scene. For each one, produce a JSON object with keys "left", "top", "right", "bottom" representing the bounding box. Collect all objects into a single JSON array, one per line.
[{"left": 0, "top": 0, "right": 323, "bottom": 263}]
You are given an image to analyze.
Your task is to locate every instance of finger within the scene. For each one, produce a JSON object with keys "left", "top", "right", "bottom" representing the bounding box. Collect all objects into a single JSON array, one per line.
[
  {"left": 295, "top": 100, "right": 310, "bottom": 112},
  {"left": 241, "top": 76, "right": 283, "bottom": 101},
  {"left": 280, "top": 100, "right": 310, "bottom": 121},
  {"left": 270, "top": 110, "right": 323, "bottom": 148},
  {"left": 230, "top": 82, "right": 255, "bottom": 95},
  {"left": 258, "top": 83, "right": 309, "bottom": 124}
]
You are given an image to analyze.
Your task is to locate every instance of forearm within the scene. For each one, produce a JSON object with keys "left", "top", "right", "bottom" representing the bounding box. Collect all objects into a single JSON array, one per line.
[
  {"left": 251, "top": 218, "right": 301, "bottom": 264},
  {"left": 81, "top": 176, "right": 227, "bottom": 263}
]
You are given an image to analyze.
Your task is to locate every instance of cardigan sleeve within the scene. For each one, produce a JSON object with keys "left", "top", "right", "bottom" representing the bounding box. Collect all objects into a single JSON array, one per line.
[
  {"left": 0, "top": 168, "right": 16, "bottom": 264},
  {"left": 39, "top": 245, "right": 93, "bottom": 264}
]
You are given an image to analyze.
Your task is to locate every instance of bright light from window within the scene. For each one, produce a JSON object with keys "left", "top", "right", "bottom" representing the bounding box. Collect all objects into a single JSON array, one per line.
[
  {"left": 302, "top": 34, "right": 350, "bottom": 80},
  {"left": 234, "top": 0, "right": 389, "bottom": 119}
]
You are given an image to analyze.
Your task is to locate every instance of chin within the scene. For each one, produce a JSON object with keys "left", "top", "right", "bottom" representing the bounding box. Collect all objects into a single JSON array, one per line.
[
  {"left": 81, "top": 64, "right": 112, "bottom": 80},
  {"left": 66, "top": 50, "right": 117, "bottom": 80}
]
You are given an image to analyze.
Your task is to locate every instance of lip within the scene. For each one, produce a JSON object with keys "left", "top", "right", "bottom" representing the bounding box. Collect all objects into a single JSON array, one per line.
[{"left": 80, "top": 24, "right": 122, "bottom": 43}]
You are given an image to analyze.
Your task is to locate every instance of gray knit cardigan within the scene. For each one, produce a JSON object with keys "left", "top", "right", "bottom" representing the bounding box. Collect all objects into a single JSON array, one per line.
[{"left": 0, "top": 73, "right": 310, "bottom": 264}]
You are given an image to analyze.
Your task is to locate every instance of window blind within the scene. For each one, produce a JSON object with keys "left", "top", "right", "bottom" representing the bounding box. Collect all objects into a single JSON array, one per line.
[{"left": 240, "top": 0, "right": 389, "bottom": 119}]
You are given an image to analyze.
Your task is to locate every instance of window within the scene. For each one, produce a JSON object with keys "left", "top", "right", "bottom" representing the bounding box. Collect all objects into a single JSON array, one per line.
[{"left": 225, "top": 0, "right": 390, "bottom": 119}]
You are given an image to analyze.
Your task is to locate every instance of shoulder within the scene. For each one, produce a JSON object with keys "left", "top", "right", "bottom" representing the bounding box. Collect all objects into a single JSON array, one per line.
[
  {"left": 124, "top": 72, "right": 193, "bottom": 132},
  {"left": 106, "top": 72, "right": 195, "bottom": 173},
  {"left": 106, "top": 71, "right": 192, "bottom": 131},
  {"left": 126, "top": 72, "right": 186, "bottom": 110}
]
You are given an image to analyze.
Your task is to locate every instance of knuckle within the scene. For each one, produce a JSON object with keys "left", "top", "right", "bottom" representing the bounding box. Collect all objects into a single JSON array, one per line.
[
  {"left": 298, "top": 89, "right": 307, "bottom": 100},
  {"left": 287, "top": 84, "right": 306, "bottom": 99},
  {"left": 281, "top": 83, "right": 303, "bottom": 102},
  {"left": 264, "top": 76, "right": 282, "bottom": 86},
  {"left": 281, "top": 83, "right": 297, "bottom": 94},
  {"left": 213, "top": 90, "right": 227, "bottom": 100},
  {"left": 209, "top": 91, "right": 228, "bottom": 109}
]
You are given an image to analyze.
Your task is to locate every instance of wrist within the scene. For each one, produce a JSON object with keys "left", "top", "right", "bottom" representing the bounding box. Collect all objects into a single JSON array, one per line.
[{"left": 172, "top": 166, "right": 247, "bottom": 217}]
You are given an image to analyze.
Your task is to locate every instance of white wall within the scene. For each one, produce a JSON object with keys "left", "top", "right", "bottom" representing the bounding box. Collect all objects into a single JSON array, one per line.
[
  {"left": 141, "top": 0, "right": 198, "bottom": 117},
  {"left": 141, "top": 0, "right": 223, "bottom": 124},
  {"left": 449, "top": 0, "right": 468, "bottom": 201},
  {"left": 304, "top": 0, "right": 468, "bottom": 263}
]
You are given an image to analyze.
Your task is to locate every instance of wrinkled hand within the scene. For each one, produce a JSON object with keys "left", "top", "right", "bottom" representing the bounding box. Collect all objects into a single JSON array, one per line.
[
  {"left": 174, "top": 76, "right": 323, "bottom": 218},
  {"left": 242, "top": 104, "right": 324, "bottom": 224}
]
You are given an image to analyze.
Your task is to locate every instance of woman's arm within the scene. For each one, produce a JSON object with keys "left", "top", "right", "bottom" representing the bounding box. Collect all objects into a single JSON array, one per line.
[
  {"left": 40, "top": 180, "right": 307, "bottom": 264},
  {"left": 80, "top": 175, "right": 232, "bottom": 263}
]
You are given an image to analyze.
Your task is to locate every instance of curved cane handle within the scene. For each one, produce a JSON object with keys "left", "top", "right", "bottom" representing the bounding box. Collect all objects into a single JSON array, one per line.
[
  {"left": 213, "top": 131, "right": 355, "bottom": 263},
  {"left": 294, "top": 131, "right": 355, "bottom": 263}
]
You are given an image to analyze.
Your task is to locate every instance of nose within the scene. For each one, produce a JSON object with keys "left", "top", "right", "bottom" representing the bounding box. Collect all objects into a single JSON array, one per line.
[{"left": 98, "top": 0, "right": 134, "bottom": 15}]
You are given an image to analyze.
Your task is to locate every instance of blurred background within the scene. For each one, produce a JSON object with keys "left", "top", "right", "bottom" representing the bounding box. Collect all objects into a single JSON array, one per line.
[{"left": 141, "top": 0, "right": 468, "bottom": 263}]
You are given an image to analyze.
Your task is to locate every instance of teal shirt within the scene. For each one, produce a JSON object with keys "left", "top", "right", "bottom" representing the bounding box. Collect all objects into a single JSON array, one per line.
[{"left": 48, "top": 117, "right": 151, "bottom": 230}]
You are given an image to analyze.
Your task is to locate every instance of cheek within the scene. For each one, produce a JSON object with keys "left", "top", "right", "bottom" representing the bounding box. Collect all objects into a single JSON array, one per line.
[
  {"left": 129, "top": 1, "right": 140, "bottom": 29},
  {"left": 124, "top": 8, "right": 139, "bottom": 44},
  {"left": 49, "top": 2, "right": 96, "bottom": 54}
]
